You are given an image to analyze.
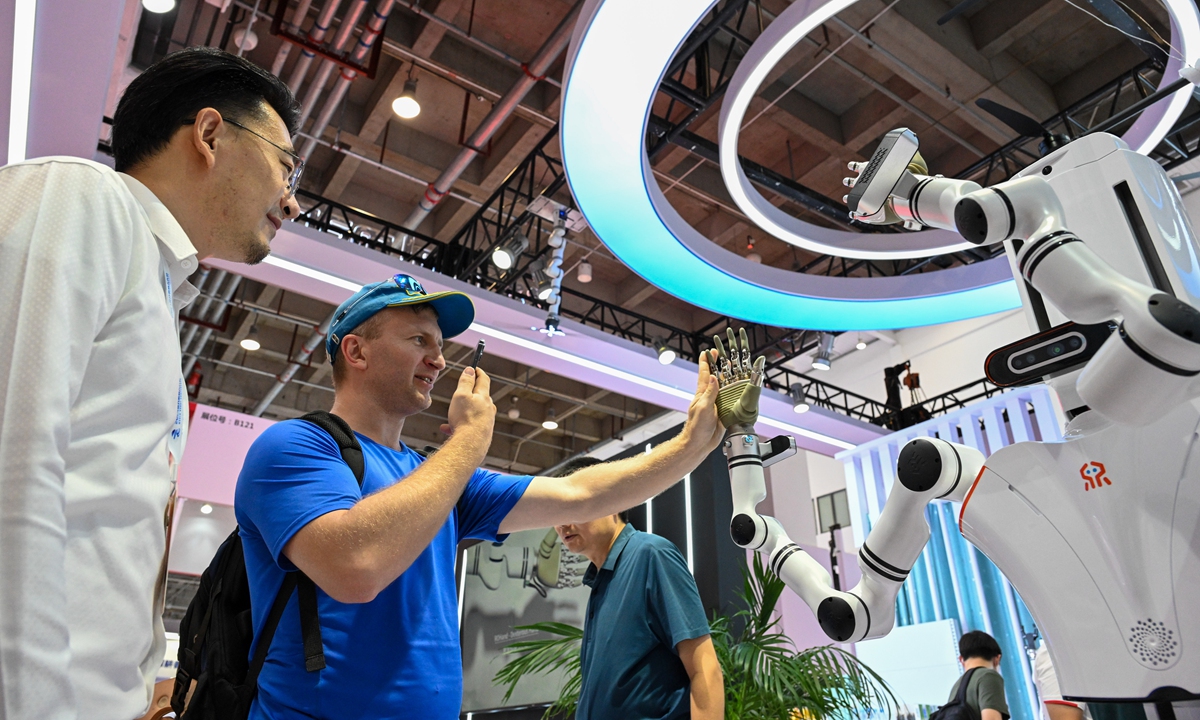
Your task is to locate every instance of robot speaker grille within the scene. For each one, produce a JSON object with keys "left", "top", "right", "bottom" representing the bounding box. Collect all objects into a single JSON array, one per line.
[{"left": 1128, "top": 619, "right": 1178, "bottom": 667}]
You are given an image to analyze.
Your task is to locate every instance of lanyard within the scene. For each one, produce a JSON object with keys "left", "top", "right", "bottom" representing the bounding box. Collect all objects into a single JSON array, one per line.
[{"left": 164, "top": 263, "right": 186, "bottom": 465}]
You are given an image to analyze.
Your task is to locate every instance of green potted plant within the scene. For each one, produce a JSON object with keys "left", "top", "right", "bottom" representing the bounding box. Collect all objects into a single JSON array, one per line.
[{"left": 494, "top": 553, "right": 896, "bottom": 719}]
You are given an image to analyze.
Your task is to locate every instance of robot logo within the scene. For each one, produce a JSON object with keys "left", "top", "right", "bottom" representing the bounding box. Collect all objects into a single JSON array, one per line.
[{"left": 1080, "top": 461, "right": 1112, "bottom": 491}]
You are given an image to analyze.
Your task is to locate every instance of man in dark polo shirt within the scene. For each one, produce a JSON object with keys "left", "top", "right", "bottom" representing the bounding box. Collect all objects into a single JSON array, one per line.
[{"left": 553, "top": 457, "right": 724, "bottom": 720}]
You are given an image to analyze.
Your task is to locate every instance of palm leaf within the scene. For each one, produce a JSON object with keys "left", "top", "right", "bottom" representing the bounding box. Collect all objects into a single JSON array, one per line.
[{"left": 492, "top": 621, "right": 583, "bottom": 719}]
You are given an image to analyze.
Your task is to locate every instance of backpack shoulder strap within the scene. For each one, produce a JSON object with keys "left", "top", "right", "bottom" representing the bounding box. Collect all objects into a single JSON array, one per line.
[
  {"left": 300, "top": 411, "right": 364, "bottom": 487},
  {"left": 956, "top": 667, "right": 980, "bottom": 704},
  {"left": 281, "top": 411, "right": 365, "bottom": 675},
  {"left": 246, "top": 572, "right": 301, "bottom": 688}
]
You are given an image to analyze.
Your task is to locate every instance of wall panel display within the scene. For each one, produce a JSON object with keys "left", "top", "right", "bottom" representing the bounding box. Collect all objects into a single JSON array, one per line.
[{"left": 460, "top": 528, "right": 592, "bottom": 712}]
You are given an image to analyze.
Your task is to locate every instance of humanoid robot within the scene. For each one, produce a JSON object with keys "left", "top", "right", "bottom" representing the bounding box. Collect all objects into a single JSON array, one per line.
[{"left": 711, "top": 128, "right": 1200, "bottom": 704}]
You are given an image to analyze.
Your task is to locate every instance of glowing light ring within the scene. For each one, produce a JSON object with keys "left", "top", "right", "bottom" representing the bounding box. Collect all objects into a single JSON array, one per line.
[
  {"left": 561, "top": 0, "right": 1020, "bottom": 330},
  {"left": 717, "top": 0, "right": 1200, "bottom": 260}
]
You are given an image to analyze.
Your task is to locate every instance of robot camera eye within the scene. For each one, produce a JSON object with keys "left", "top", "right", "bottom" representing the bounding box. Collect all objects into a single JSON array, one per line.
[{"left": 986, "top": 323, "right": 1113, "bottom": 387}]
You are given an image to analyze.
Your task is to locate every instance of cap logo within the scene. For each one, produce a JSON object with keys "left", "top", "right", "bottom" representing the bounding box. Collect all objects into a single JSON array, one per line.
[{"left": 395, "top": 274, "right": 426, "bottom": 297}]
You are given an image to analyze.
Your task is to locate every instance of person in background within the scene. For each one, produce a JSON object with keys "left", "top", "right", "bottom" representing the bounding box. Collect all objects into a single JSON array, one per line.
[
  {"left": 234, "top": 274, "right": 728, "bottom": 720},
  {"left": 1034, "top": 642, "right": 1091, "bottom": 720},
  {"left": 0, "top": 47, "right": 300, "bottom": 720},
  {"left": 948, "top": 630, "right": 1010, "bottom": 720},
  {"left": 552, "top": 456, "right": 724, "bottom": 720}
]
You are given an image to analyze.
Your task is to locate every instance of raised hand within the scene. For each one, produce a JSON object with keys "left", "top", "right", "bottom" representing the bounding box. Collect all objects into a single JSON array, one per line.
[{"left": 711, "top": 327, "right": 765, "bottom": 431}]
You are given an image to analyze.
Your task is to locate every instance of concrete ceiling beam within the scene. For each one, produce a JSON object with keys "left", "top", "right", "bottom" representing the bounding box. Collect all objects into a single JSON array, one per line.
[
  {"left": 969, "top": 0, "right": 1062, "bottom": 58},
  {"left": 320, "top": 0, "right": 472, "bottom": 199},
  {"left": 835, "top": 0, "right": 1051, "bottom": 143}
]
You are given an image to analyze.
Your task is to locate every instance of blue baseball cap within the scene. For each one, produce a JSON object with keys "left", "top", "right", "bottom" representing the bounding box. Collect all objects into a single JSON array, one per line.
[{"left": 326, "top": 274, "right": 475, "bottom": 364}]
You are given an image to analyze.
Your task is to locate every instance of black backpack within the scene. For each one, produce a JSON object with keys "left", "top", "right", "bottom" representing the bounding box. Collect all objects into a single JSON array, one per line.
[
  {"left": 171, "top": 411, "right": 364, "bottom": 719},
  {"left": 930, "top": 667, "right": 982, "bottom": 720}
]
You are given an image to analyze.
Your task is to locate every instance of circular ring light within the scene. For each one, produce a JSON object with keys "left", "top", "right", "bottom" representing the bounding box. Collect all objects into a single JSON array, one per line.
[
  {"left": 717, "top": 0, "right": 1200, "bottom": 260},
  {"left": 562, "top": 0, "right": 1019, "bottom": 329},
  {"left": 561, "top": 0, "right": 1199, "bottom": 329}
]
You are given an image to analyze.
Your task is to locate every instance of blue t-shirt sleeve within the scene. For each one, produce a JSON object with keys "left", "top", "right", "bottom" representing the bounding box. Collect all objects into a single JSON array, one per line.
[
  {"left": 234, "top": 420, "right": 361, "bottom": 571},
  {"left": 645, "top": 542, "right": 712, "bottom": 650},
  {"left": 456, "top": 468, "right": 534, "bottom": 543}
]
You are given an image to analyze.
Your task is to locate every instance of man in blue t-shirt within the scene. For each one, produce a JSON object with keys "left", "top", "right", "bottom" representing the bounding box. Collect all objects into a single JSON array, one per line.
[
  {"left": 235, "top": 273, "right": 729, "bottom": 719},
  {"left": 552, "top": 457, "right": 724, "bottom": 720}
]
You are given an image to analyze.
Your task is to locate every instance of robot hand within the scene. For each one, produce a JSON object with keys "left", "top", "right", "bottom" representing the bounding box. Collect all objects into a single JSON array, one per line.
[
  {"left": 711, "top": 327, "right": 766, "bottom": 431},
  {"left": 843, "top": 128, "right": 981, "bottom": 232}
]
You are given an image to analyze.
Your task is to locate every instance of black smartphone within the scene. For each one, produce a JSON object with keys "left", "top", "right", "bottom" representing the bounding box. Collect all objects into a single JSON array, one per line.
[{"left": 470, "top": 339, "right": 486, "bottom": 369}]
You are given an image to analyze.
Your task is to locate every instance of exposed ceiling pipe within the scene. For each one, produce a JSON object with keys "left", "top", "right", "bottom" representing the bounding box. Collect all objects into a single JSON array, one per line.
[
  {"left": 285, "top": 0, "right": 344, "bottom": 93},
  {"left": 182, "top": 276, "right": 243, "bottom": 377},
  {"left": 179, "top": 266, "right": 212, "bottom": 342},
  {"left": 298, "top": 0, "right": 396, "bottom": 158},
  {"left": 251, "top": 309, "right": 336, "bottom": 417},
  {"left": 180, "top": 269, "right": 227, "bottom": 353},
  {"left": 185, "top": 273, "right": 241, "bottom": 351},
  {"left": 271, "top": 0, "right": 317, "bottom": 76},
  {"left": 393, "top": 0, "right": 562, "bottom": 89},
  {"left": 400, "top": 2, "right": 580, "bottom": 231},
  {"left": 295, "top": 0, "right": 371, "bottom": 132}
]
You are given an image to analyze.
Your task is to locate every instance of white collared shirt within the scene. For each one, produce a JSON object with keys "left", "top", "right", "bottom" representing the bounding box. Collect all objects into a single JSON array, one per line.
[
  {"left": 1035, "top": 644, "right": 1091, "bottom": 720},
  {"left": 0, "top": 156, "right": 199, "bottom": 720}
]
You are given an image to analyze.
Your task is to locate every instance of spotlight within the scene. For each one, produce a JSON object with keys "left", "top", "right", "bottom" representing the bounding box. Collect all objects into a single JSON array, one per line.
[
  {"left": 142, "top": 0, "right": 175, "bottom": 13},
  {"left": 491, "top": 232, "right": 529, "bottom": 270},
  {"left": 812, "top": 332, "right": 835, "bottom": 371},
  {"left": 200, "top": 503, "right": 214, "bottom": 515},
  {"left": 577, "top": 261, "right": 593, "bottom": 283},
  {"left": 526, "top": 257, "right": 555, "bottom": 300},
  {"left": 856, "top": 334, "right": 867, "bottom": 351},
  {"left": 652, "top": 336, "right": 676, "bottom": 365},
  {"left": 391, "top": 78, "right": 420, "bottom": 119},
  {"left": 746, "top": 252, "right": 762, "bottom": 263},
  {"left": 507, "top": 396, "right": 521, "bottom": 420},
  {"left": 789, "top": 383, "right": 810, "bottom": 413},
  {"left": 542, "top": 407, "right": 559, "bottom": 430},
  {"left": 240, "top": 323, "right": 261, "bottom": 352}
]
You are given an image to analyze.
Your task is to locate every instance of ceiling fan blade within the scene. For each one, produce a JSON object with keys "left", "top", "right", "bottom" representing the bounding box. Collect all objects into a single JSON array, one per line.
[
  {"left": 937, "top": 0, "right": 992, "bottom": 25},
  {"left": 975, "top": 98, "right": 1048, "bottom": 139}
]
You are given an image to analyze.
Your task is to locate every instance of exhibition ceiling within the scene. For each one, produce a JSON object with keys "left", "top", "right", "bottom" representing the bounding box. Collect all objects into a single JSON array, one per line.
[{"left": 86, "top": 0, "right": 1198, "bottom": 470}]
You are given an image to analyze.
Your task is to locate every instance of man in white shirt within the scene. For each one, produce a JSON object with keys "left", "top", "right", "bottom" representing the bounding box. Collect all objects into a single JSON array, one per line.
[
  {"left": 0, "top": 47, "right": 301, "bottom": 720},
  {"left": 1035, "top": 643, "right": 1091, "bottom": 720}
]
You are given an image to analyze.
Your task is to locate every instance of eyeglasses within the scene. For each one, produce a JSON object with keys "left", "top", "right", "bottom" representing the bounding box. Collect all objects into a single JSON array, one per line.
[{"left": 183, "top": 116, "right": 305, "bottom": 195}]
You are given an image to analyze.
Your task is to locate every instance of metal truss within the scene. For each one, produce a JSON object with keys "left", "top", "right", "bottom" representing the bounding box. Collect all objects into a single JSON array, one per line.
[
  {"left": 441, "top": 127, "right": 570, "bottom": 292},
  {"left": 917, "top": 378, "right": 1006, "bottom": 418},
  {"left": 643, "top": 0, "right": 897, "bottom": 234},
  {"left": 954, "top": 62, "right": 1200, "bottom": 184}
]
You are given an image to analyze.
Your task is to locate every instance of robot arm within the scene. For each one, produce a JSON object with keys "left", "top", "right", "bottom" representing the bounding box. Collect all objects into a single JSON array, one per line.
[
  {"left": 847, "top": 129, "right": 1200, "bottom": 424},
  {"left": 713, "top": 331, "right": 985, "bottom": 642}
]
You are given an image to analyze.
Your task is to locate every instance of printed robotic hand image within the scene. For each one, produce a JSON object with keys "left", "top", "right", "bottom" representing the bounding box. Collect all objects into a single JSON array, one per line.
[{"left": 460, "top": 528, "right": 592, "bottom": 712}]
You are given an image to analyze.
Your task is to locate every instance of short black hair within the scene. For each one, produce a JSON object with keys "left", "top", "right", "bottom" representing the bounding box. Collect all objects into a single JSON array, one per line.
[
  {"left": 112, "top": 47, "right": 300, "bottom": 172},
  {"left": 959, "top": 630, "right": 1002, "bottom": 661},
  {"left": 549, "top": 457, "right": 631, "bottom": 523}
]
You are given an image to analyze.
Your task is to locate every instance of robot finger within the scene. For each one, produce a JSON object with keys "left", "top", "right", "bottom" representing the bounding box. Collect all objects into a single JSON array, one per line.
[
  {"left": 739, "top": 328, "right": 751, "bottom": 378},
  {"left": 726, "top": 328, "right": 743, "bottom": 375},
  {"left": 751, "top": 356, "right": 765, "bottom": 386},
  {"left": 713, "top": 337, "right": 733, "bottom": 379}
]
